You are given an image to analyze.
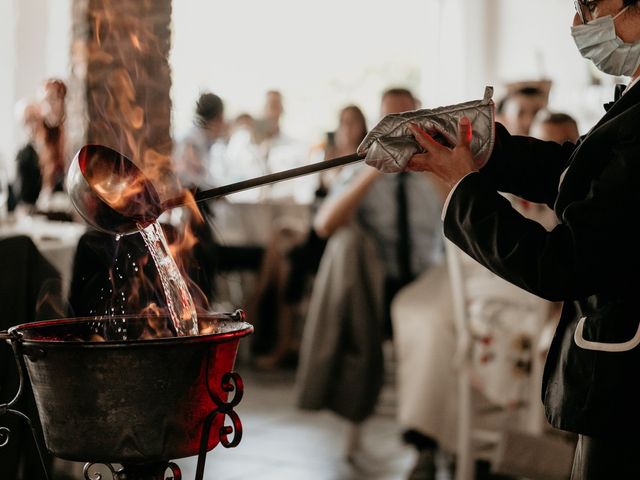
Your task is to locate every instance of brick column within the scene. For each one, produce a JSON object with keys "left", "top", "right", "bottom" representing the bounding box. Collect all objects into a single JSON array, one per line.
[{"left": 69, "top": 0, "right": 177, "bottom": 198}]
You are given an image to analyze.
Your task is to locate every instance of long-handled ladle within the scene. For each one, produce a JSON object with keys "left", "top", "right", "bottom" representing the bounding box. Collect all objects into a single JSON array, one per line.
[{"left": 67, "top": 144, "right": 364, "bottom": 235}]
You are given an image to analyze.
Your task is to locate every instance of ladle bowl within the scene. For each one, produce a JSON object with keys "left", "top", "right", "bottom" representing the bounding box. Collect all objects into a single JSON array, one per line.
[{"left": 67, "top": 145, "right": 164, "bottom": 235}]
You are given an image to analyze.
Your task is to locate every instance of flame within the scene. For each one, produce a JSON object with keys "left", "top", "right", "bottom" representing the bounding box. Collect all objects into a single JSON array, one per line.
[
  {"left": 108, "top": 68, "right": 144, "bottom": 131},
  {"left": 143, "top": 148, "right": 180, "bottom": 197},
  {"left": 82, "top": 0, "right": 211, "bottom": 338},
  {"left": 140, "top": 302, "right": 173, "bottom": 339},
  {"left": 85, "top": 0, "right": 175, "bottom": 198},
  {"left": 35, "top": 279, "right": 66, "bottom": 321},
  {"left": 169, "top": 219, "right": 199, "bottom": 259},
  {"left": 91, "top": 172, "right": 147, "bottom": 214},
  {"left": 130, "top": 33, "right": 142, "bottom": 51},
  {"left": 94, "top": 12, "right": 103, "bottom": 46}
]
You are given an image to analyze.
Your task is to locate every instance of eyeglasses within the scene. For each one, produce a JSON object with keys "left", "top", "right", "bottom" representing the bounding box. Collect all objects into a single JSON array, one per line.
[
  {"left": 574, "top": 0, "right": 598, "bottom": 25},
  {"left": 574, "top": 0, "right": 587, "bottom": 24}
]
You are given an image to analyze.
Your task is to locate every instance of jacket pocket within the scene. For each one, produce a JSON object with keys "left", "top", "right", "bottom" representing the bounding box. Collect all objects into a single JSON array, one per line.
[{"left": 574, "top": 316, "right": 640, "bottom": 352}]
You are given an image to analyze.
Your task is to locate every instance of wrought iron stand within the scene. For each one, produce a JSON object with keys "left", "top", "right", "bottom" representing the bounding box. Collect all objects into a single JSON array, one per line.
[{"left": 0, "top": 332, "right": 52, "bottom": 480}]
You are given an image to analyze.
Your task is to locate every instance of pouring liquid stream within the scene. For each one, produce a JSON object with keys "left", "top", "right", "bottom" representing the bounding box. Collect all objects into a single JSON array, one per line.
[{"left": 138, "top": 221, "right": 198, "bottom": 336}]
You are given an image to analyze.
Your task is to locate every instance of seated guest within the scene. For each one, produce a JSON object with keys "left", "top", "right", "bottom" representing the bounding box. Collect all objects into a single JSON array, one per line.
[
  {"left": 496, "top": 81, "right": 550, "bottom": 136},
  {"left": 254, "top": 90, "right": 311, "bottom": 201},
  {"left": 213, "top": 113, "right": 265, "bottom": 193},
  {"left": 296, "top": 88, "right": 444, "bottom": 459},
  {"left": 13, "top": 79, "right": 68, "bottom": 214},
  {"left": 172, "top": 93, "right": 264, "bottom": 300},
  {"left": 173, "top": 92, "right": 226, "bottom": 190},
  {"left": 531, "top": 111, "right": 580, "bottom": 145},
  {"left": 37, "top": 78, "right": 68, "bottom": 211},
  {"left": 393, "top": 246, "right": 558, "bottom": 479},
  {"left": 210, "top": 111, "right": 268, "bottom": 205},
  {"left": 14, "top": 101, "right": 44, "bottom": 210},
  {"left": 250, "top": 105, "right": 369, "bottom": 369},
  {"left": 254, "top": 90, "right": 286, "bottom": 147}
]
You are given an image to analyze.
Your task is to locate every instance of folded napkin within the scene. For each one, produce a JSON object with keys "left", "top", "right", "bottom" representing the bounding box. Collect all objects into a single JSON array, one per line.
[{"left": 358, "top": 86, "right": 496, "bottom": 173}]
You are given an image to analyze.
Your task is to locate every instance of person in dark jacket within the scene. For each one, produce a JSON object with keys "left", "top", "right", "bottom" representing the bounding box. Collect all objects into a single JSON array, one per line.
[
  {"left": 14, "top": 102, "right": 44, "bottom": 209},
  {"left": 402, "top": 1, "right": 640, "bottom": 478}
]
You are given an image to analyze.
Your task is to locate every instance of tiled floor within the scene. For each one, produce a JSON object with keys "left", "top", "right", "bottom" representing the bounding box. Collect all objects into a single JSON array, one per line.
[
  {"left": 53, "top": 365, "right": 416, "bottom": 480},
  {"left": 173, "top": 367, "right": 417, "bottom": 480},
  {"left": 51, "top": 338, "right": 420, "bottom": 480},
  {"left": 52, "top": 361, "right": 576, "bottom": 480},
  {"left": 49, "top": 349, "right": 574, "bottom": 480}
]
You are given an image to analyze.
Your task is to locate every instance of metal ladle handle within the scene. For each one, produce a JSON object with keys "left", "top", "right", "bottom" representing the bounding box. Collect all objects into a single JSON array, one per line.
[{"left": 162, "top": 152, "right": 365, "bottom": 210}]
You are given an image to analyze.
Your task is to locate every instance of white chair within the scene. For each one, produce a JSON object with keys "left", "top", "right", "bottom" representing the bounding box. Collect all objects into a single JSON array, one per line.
[{"left": 445, "top": 240, "right": 550, "bottom": 480}]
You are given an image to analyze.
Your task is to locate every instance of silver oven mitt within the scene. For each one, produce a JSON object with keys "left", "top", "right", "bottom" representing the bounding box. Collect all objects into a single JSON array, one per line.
[{"left": 357, "top": 86, "right": 495, "bottom": 173}]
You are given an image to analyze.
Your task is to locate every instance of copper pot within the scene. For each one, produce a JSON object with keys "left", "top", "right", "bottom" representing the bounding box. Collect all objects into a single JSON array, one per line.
[{"left": 3, "top": 311, "right": 252, "bottom": 464}]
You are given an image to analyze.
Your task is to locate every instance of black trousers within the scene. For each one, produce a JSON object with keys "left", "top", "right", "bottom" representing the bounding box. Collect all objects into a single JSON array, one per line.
[{"left": 571, "top": 434, "right": 640, "bottom": 479}]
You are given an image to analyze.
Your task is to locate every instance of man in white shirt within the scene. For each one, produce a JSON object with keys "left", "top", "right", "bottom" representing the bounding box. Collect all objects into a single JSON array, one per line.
[{"left": 173, "top": 92, "right": 225, "bottom": 190}]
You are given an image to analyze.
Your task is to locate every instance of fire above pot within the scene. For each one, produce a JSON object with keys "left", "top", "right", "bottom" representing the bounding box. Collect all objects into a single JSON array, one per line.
[{"left": 1, "top": 311, "right": 252, "bottom": 480}]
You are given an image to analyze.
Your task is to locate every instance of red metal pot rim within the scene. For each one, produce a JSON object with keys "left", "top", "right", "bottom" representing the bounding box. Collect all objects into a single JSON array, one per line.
[{"left": 7, "top": 312, "right": 253, "bottom": 347}]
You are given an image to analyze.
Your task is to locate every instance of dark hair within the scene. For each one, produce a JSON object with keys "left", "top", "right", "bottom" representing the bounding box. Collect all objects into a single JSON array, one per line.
[
  {"left": 623, "top": 0, "right": 638, "bottom": 6},
  {"left": 195, "top": 92, "right": 223, "bottom": 127},
  {"left": 339, "top": 105, "right": 368, "bottom": 143},
  {"left": 541, "top": 112, "right": 578, "bottom": 128},
  {"left": 382, "top": 87, "right": 415, "bottom": 102},
  {"left": 496, "top": 86, "right": 544, "bottom": 115},
  {"left": 234, "top": 113, "right": 253, "bottom": 123}
]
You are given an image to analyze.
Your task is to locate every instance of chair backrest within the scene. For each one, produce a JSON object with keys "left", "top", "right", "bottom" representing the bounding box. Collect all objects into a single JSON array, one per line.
[
  {"left": 445, "top": 240, "right": 551, "bottom": 480},
  {"left": 445, "top": 240, "right": 549, "bottom": 371},
  {"left": 445, "top": 239, "right": 472, "bottom": 368}
]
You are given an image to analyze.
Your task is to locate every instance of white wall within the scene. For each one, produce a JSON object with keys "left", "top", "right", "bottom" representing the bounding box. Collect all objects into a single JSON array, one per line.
[
  {"left": 170, "top": 0, "right": 443, "bottom": 145},
  {"left": 171, "top": 0, "right": 612, "bottom": 143},
  {"left": 492, "top": 0, "right": 580, "bottom": 84},
  {"left": 489, "top": 0, "right": 617, "bottom": 131},
  {"left": 419, "top": 0, "right": 495, "bottom": 106},
  {"left": 0, "top": 0, "right": 16, "bottom": 176},
  {"left": 0, "top": 0, "right": 72, "bottom": 179},
  {"left": 420, "top": 0, "right": 622, "bottom": 134}
]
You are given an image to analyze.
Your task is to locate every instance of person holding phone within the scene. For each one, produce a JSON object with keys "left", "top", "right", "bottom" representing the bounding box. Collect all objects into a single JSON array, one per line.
[{"left": 250, "top": 105, "right": 369, "bottom": 369}]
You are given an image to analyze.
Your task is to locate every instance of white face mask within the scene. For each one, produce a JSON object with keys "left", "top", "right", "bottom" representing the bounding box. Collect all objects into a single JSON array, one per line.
[{"left": 571, "top": 7, "right": 640, "bottom": 77}]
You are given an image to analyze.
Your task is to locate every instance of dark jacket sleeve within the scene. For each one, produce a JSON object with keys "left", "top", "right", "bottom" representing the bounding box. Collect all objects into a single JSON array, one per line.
[
  {"left": 444, "top": 134, "right": 640, "bottom": 302},
  {"left": 480, "top": 123, "right": 576, "bottom": 208},
  {"left": 15, "top": 144, "right": 42, "bottom": 205}
]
